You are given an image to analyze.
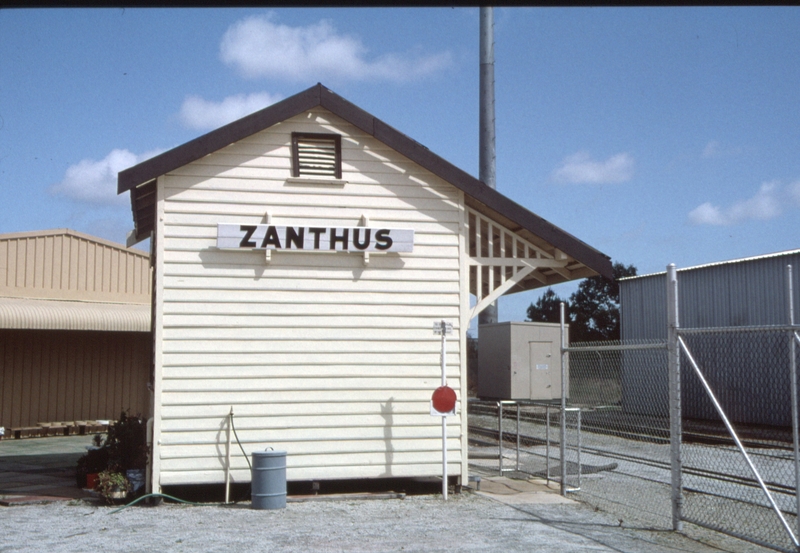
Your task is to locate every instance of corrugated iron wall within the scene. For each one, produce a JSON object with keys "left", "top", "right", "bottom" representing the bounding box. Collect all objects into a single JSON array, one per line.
[
  {"left": 0, "top": 329, "right": 151, "bottom": 429},
  {"left": 621, "top": 252, "right": 800, "bottom": 339},
  {"left": 0, "top": 229, "right": 151, "bottom": 303},
  {"left": 619, "top": 252, "right": 800, "bottom": 426}
]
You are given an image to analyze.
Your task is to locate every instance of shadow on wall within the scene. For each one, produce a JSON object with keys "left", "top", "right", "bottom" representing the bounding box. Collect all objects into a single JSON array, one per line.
[{"left": 380, "top": 397, "right": 394, "bottom": 477}]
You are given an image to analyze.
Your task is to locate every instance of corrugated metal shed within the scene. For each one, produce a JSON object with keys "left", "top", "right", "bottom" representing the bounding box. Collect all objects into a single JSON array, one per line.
[
  {"left": 621, "top": 249, "right": 800, "bottom": 339},
  {"left": 620, "top": 249, "right": 800, "bottom": 426},
  {"left": 0, "top": 229, "right": 152, "bottom": 429}
]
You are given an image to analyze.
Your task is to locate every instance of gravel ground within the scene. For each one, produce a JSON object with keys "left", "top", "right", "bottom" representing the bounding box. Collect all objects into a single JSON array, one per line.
[{"left": 2, "top": 492, "right": 776, "bottom": 553}]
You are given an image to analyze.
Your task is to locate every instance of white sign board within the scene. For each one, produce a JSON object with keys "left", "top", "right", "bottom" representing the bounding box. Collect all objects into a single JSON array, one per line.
[{"left": 217, "top": 224, "right": 414, "bottom": 253}]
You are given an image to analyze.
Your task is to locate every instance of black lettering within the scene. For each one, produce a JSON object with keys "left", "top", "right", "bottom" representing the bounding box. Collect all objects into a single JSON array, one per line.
[
  {"left": 330, "top": 228, "right": 349, "bottom": 250},
  {"left": 239, "top": 225, "right": 257, "bottom": 248},
  {"left": 285, "top": 226, "right": 304, "bottom": 250},
  {"left": 309, "top": 227, "right": 327, "bottom": 250},
  {"left": 352, "top": 228, "right": 371, "bottom": 250},
  {"left": 374, "top": 229, "right": 393, "bottom": 251},
  {"left": 260, "top": 225, "right": 282, "bottom": 249}
]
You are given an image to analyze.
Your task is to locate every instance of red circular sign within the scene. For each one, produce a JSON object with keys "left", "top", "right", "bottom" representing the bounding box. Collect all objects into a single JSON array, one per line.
[{"left": 431, "top": 386, "right": 457, "bottom": 413}]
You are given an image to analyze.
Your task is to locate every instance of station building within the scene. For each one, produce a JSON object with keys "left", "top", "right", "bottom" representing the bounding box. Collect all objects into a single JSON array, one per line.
[{"left": 118, "top": 83, "right": 612, "bottom": 491}]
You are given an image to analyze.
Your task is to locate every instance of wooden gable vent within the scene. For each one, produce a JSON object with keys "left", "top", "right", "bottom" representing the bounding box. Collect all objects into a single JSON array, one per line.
[{"left": 291, "top": 132, "right": 342, "bottom": 179}]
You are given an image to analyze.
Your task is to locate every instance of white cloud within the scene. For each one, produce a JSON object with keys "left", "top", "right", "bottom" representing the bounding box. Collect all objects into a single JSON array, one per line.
[
  {"left": 219, "top": 14, "right": 452, "bottom": 82},
  {"left": 788, "top": 180, "right": 800, "bottom": 206},
  {"left": 701, "top": 140, "right": 742, "bottom": 159},
  {"left": 50, "top": 148, "right": 162, "bottom": 205},
  {"left": 688, "top": 181, "right": 784, "bottom": 226},
  {"left": 179, "top": 92, "right": 283, "bottom": 130},
  {"left": 551, "top": 152, "right": 634, "bottom": 184},
  {"left": 701, "top": 140, "right": 721, "bottom": 159}
]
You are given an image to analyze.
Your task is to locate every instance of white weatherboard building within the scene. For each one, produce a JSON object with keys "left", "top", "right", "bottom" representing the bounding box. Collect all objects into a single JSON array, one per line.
[{"left": 118, "top": 84, "right": 612, "bottom": 492}]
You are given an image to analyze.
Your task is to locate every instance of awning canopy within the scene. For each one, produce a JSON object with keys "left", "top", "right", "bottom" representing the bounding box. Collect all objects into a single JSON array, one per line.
[{"left": 0, "top": 297, "right": 150, "bottom": 332}]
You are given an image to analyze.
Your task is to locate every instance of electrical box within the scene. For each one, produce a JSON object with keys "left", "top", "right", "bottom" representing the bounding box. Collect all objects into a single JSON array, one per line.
[{"left": 477, "top": 322, "right": 567, "bottom": 401}]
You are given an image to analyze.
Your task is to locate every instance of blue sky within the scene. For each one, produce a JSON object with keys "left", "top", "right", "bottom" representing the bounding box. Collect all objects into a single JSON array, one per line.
[{"left": 1, "top": 7, "right": 799, "bottom": 322}]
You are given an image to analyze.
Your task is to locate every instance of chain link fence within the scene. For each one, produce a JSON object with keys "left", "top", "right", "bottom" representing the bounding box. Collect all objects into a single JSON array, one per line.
[
  {"left": 678, "top": 327, "right": 800, "bottom": 552},
  {"left": 562, "top": 340, "right": 673, "bottom": 526},
  {"left": 468, "top": 330, "right": 800, "bottom": 551}
]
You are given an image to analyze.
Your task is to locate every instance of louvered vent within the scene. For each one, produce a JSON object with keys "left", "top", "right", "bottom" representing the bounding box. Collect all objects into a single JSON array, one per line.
[{"left": 292, "top": 133, "right": 342, "bottom": 179}]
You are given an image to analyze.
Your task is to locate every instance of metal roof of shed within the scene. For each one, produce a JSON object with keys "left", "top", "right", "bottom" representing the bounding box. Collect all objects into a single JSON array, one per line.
[
  {"left": 621, "top": 248, "right": 800, "bottom": 281},
  {"left": 119, "top": 83, "right": 612, "bottom": 282},
  {"left": 0, "top": 297, "right": 150, "bottom": 332}
]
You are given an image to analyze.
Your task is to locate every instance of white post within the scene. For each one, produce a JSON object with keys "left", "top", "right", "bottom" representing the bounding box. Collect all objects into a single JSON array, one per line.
[
  {"left": 440, "top": 320, "right": 448, "bottom": 501},
  {"left": 667, "top": 264, "right": 683, "bottom": 531}
]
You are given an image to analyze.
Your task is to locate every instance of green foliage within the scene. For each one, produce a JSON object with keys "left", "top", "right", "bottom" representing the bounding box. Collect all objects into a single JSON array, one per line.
[
  {"left": 104, "top": 411, "right": 148, "bottom": 471},
  {"left": 75, "top": 444, "right": 109, "bottom": 488},
  {"left": 95, "top": 470, "right": 131, "bottom": 503},
  {"left": 75, "top": 411, "right": 148, "bottom": 489},
  {"left": 525, "top": 262, "right": 637, "bottom": 343},
  {"left": 526, "top": 287, "right": 570, "bottom": 324}
]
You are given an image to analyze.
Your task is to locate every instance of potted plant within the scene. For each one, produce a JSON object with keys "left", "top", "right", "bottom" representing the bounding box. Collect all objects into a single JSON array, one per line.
[
  {"left": 76, "top": 412, "right": 148, "bottom": 496},
  {"left": 105, "top": 412, "right": 148, "bottom": 497},
  {"left": 95, "top": 470, "right": 131, "bottom": 504}
]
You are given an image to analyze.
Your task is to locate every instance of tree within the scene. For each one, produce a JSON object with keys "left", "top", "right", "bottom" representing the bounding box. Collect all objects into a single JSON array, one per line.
[
  {"left": 525, "top": 262, "right": 637, "bottom": 343},
  {"left": 526, "top": 287, "right": 569, "bottom": 324}
]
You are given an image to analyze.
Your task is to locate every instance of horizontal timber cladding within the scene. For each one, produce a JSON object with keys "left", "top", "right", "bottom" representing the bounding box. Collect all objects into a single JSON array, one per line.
[{"left": 156, "top": 107, "right": 464, "bottom": 485}]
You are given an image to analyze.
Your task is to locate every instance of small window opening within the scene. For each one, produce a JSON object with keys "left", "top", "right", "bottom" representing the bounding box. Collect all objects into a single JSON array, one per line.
[{"left": 291, "top": 133, "right": 342, "bottom": 179}]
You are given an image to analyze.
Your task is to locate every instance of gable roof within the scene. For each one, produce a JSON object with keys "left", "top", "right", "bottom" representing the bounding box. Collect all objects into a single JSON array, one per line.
[
  {"left": 118, "top": 83, "right": 612, "bottom": 281},
  {"left": 0, "top": 229, "right": 151, "bottom": 331}
]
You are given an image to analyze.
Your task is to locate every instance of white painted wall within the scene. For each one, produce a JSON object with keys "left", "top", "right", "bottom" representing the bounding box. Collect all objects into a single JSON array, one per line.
[{"left": 152, "top": 108, "right": 466, "bottom": 486}]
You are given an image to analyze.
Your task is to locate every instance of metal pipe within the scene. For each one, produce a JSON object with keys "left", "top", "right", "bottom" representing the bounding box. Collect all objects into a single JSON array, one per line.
[
  {"left": 787, "top": 265, "right": 800, "bottom": 541},
  {"left": 679, "top": 336, "right": 799, "bottom": 547},
  {"left": 545, "top": 406, "right": 551, "bottom": 484},
  {"left": 560, "top": 301, "right": 567, "bottom": 496},
  {"left": 516, "top": 403, "right": 520, "bottom": 472},
  {"left": 577, "top": 408, "right": 582, "bottom": 490},
  {"left": 498, "top": 401, "right": 503, "bottom": 473},
  {"left": 225, "top": 407, "right": 233, "bottom": 504},
  {"left": 440, "top": 321, "right": 448, "bottom": 500},
  {"left": 667, "top": 264, "right": 683, "bottom": 531},
  {"left": 442, "top": 416, "right": 448, "bottom": 501}
]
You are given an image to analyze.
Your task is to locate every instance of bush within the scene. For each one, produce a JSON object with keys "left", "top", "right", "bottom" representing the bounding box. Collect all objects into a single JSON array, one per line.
[{"left": 76, "top": 411, "right": 148, "bottom": 489}]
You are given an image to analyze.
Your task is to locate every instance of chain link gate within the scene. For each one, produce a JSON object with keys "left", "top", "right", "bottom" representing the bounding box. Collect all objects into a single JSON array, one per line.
[{"left": 670, "top": 265, "right": 800, "bottom": 552}]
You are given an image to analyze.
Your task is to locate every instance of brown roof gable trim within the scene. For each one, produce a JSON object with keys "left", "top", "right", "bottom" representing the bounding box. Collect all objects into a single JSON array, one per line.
[{"left": 118, "top": 83, "right": 612, "bottom": 280}]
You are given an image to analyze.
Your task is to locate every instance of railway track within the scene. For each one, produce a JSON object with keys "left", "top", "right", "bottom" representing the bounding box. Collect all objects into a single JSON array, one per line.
[
  {"left": 469, "top": 402, "right": 794, "bottom": 451},
  {"left": 468, "top": 420, "right": 799, "bottom": 499}
]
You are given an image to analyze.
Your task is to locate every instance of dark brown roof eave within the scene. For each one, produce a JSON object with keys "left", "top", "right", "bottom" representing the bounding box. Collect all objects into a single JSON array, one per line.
[
  {"left": 118, "top": 83, "right": 613, "bottom": 280},
  {"left": 118, "top": 85, "right": 324, "bottom": 194}
]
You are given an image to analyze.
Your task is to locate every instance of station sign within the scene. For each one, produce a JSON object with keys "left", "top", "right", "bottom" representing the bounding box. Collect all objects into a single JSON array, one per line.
[{"left": 217, "top": 223, "right": 414, "bottom": 253}]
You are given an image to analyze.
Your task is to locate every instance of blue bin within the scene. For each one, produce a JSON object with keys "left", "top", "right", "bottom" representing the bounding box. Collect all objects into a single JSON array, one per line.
[{"left": 251, "top": 450, "right": 287, "bottom": 509}]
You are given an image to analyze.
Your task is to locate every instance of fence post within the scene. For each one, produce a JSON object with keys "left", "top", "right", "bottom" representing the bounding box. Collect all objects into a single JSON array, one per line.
[
  {"left": 787, "top": 264, "right": 800, "bottom": 544},
  {"left": 560, "top": 301, "right": 568, "bottom": 496},
  {"left": 667, "top": 264, "right": 683, "bottom": 531}
]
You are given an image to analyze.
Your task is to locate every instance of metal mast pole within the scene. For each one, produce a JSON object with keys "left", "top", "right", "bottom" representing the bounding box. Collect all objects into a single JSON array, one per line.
[{"left": 479, "top": 6, "right": 497, "bottom": 326}]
